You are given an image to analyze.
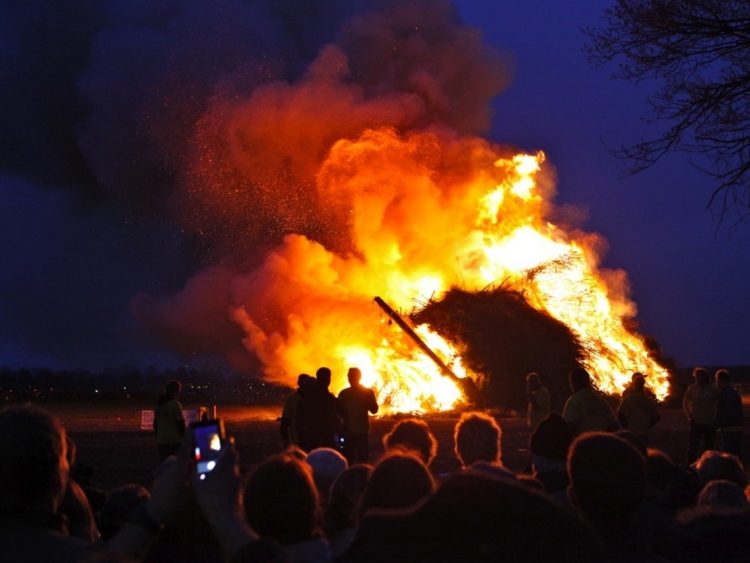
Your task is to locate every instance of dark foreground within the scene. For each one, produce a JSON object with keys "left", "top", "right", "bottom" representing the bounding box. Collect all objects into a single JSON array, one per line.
[{"left": 39, "top": 401, "right": 748, "bottom": 490}]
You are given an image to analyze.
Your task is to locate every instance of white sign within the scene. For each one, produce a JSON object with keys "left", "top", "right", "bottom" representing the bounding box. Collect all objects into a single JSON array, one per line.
[{"left": 140, "top": 409, "right": 154, "bottom": 430}]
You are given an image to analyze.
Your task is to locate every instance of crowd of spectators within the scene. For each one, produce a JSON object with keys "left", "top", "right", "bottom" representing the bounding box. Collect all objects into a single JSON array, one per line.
[{"left": 1, "top": 367, "right": 748, "bottom": 562}]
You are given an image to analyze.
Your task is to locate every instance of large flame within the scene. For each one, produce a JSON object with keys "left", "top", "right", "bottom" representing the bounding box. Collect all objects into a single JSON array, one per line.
[{"left": 227, "top": 127, "right": 669, "bottom": 412}]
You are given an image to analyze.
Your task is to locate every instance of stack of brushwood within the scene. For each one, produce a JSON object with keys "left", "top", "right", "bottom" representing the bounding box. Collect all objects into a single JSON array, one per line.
[{"left": 412, "top": 287, "right": 584, "bottom": 411}]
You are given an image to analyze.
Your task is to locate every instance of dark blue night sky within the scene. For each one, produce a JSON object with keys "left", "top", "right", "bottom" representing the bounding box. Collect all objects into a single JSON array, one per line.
[{"left": 1, "top": 0, "right": 748, "bottom": 373}]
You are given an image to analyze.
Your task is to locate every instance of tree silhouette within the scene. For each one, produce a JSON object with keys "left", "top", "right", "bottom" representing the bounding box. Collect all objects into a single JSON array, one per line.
[{"left": 586, "top": 1, "right": 750, "bottom": 226}]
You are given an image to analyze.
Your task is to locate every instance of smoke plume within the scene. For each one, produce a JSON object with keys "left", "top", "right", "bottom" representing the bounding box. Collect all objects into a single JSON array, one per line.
[{"left": 0, "top": 0, "right": 509, "bottom": 377}]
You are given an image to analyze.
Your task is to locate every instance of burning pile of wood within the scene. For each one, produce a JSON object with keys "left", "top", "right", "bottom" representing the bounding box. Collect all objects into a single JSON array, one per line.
[{"left": 412, "top": 287, "right": 585, "bottom": 410}]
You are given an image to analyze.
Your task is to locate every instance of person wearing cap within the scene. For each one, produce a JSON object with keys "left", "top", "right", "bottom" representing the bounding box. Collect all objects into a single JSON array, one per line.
[
  {"left": 617, "top": 373, "right": 660, "bottom": 445},
  {"left": 526, "top": 372, "right": 552, "bottom": 431},
  {"left": 621, "top": 372, "right": 644, "bottom": 399}
]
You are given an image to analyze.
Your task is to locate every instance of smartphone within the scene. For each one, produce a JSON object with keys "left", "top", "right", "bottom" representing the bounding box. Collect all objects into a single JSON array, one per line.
[{"left": 191, "top": 419, "right": 225, "bottom": 480}]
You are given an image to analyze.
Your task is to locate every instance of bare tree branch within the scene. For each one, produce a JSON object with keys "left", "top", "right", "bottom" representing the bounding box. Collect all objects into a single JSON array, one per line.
[{"left": 585, "top": 0, "right": 750, "bottom": 227}]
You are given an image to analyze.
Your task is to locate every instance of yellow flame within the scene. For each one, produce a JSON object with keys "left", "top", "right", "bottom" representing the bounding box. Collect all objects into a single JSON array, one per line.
[
  {"left": 458, "top": 151, "right": 669, "bottom": 399},
  {"left": 235, "top": 129, "right": 670, "bottom": 413},
  {"left": 337, "top": 324, "right": 467, "bottom": 413}
]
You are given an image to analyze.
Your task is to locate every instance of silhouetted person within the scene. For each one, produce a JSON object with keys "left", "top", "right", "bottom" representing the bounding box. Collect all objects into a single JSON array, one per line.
[
  {"left": 693, "top": 449, "right": 748, "bottom": 489},
  {"left": 453, "top": 411, "right": 503, "bottom": 468},
  {"left": 337, "top": 367, "right": 378, "bottom": 463},
  {"left": 324, "top": 464, "right": 372, "bottom": 558},
  {"left": 281, "top": 374, "right": 312, "bottom": 448},
  {"left": 154, "top": 379, "right": 185, "bottom": 461},
  {"left": 528, "top": 413, "right": 573, "bottom": 496},
  {"left": 0, "top": 404, "right": 119, "bottom": 562},
  {"left": 668, "top": 500, "right": 750, "bottom": 563},
  {"left": 714, "top": 369, "right": 743, "bottom": 458},
  {"left": 697, "top": 479, "right": 749, "bottom": 509},
  {"left": 621, "top": 371, "right": 645, "bottom": 399},
  {"left": 243, "top": 453, "right": 330, "bottom": 562},
  {"left": 683, "top": 367, "right": 720, "bottom": 463},
  {"left": 567, "top": 432, "right": 649, "bottom": 559},
  {"left": 296, "top": 367, "right": 342, "bottom": 452},
  {"left": 617, "top": 372, "right": 660, "bottom": 445},
  {"left": 341, "top": 472, "right": 606, "bottom": 563},
  {"left": 525, "top": 372, "right": 551, "bottom": 431},
  {"left": 382, "top": 418, "right": 438, "bottom": 466},
  {"left": 0, "top": 408, "right": 288, "bottom": 563},
  {"left": 190, "top": 440, "right": 292, "bottom": 562},
  {"left": 645, "top": 449, "right": 702, "bottom": 516},
  {"left": 359, "top": 451, "right": 435, "bottom": 516},
  {"left": 562, "top": 367, "right": 618, "bottom": 435},
  {"left": 305, "top": 447, "right": 348, "bottom": 507}
]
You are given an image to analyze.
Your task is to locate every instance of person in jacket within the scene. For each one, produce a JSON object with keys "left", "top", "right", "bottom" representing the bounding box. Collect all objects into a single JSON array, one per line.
[
  {"left": 682, "top": 367, "right": 720, "bottom": 464},
  {"left": 154, "top": 379, "right": 185, "bottom": 461},
  {"left": 337, "top": 367, "right": 378, "bottom": 463},
  {"left": 296, "top": 368, "right": 342, "bottom": 452},
  {"left": 617, "top": 372, "right": 660, "bottom": 445},
  {"left": 281, "top": 374, "right": 312, "bottom": 448},
  {"left": 562, "top": 368, "right": 618, "bottom": 436}
]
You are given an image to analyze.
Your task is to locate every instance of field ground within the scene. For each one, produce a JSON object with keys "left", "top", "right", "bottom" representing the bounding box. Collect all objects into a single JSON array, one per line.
[{"left": 34, "top": 400, "right": 750, "bottom": 491}]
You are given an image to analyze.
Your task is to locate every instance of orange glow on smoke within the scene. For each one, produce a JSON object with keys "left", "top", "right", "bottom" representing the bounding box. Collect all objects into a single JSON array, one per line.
[{"left": 230, "top": 127, "right": 669, "bottom": 413}]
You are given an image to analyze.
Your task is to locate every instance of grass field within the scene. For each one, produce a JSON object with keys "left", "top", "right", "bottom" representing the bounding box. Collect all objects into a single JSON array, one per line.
[{"left": 28, "top": 400, "right": 746, "bottom": 492}]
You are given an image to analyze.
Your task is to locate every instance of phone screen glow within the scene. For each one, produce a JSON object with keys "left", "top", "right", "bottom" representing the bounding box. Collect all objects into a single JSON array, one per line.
[{"left": 193, "top": 424, "right": 222, "bottom": 477}]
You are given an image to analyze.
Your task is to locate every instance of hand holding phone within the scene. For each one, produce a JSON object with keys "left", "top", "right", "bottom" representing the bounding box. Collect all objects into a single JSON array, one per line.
[{"left": 191, "top": 419, "right": 225, "bottom": 480}]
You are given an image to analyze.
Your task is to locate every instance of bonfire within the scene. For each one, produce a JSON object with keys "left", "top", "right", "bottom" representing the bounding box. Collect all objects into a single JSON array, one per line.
[{"left": 135, "top": 6, "right": 671, "bottom": 414}]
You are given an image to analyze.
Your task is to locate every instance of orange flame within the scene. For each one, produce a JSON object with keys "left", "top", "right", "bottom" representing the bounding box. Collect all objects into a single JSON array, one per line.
[{"left": 231, "top": 127, "right": 669, "bottom": 412}]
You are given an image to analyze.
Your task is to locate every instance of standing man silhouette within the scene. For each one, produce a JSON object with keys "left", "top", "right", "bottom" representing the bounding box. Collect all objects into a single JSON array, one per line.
[
  {"left": 154, "top": 379, "right": 185, "bottom": 461},
  {"left": 296, "top": 367, "right": 342, "bottom": 452},
  {"left": 280, "top": 373, "right": 312, "bottom": 448},
  {"left": 617, "top": 372, "right": 660, "bottom": 445},
  {"left": 338, "top": 367, "right": 379, "bottom": 463}
]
